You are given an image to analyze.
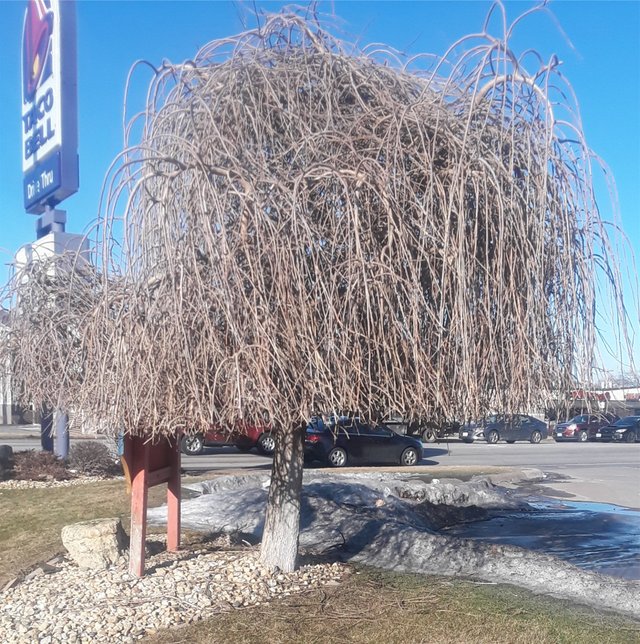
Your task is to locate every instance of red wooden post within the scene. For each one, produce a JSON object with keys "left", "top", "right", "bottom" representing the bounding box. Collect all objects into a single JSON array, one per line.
[
  {"left": 123, "top": 435, "right": 182, "bottom": 576},
  {"left": 126, "top": 436, "right": 149, "bottom": 577},
  {"left": 167, "top": 438, "right": 181, "bottom": 552}
]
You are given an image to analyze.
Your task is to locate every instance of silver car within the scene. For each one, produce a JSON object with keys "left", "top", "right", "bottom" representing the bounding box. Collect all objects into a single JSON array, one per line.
[{"left": 459, "top": 414, "right": 546, "bottom": 444}]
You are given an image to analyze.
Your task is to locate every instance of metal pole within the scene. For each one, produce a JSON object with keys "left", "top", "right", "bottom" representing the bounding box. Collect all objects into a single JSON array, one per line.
[
  {"left": 54, "top": 410, "right": 69, "bottom": 459},
  {"left": 40, "top": 406, "right": 54, "bottom": 452}
]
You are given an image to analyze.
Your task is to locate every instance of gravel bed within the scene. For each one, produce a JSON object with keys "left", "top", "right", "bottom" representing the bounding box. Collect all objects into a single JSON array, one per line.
[
  {"left": 0, "top": 541, "right": 348, "bottom": 643},
  {"left": 0, "top": 476, "right": 122, "bottom": 490}
]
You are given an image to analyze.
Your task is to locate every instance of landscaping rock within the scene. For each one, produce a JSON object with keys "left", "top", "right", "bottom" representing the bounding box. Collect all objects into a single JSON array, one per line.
[
  {"left": 0, "top": 545, "right": 348, "bottom": 643},
  {"left": 0, "top": 445, "right": 14, "bottom": 480},
  {"left": 0, "top": 475, "right": 122, "bottom": 490},
  {"left": 61, "top": 518, "right": 129, "bottom": 569}
]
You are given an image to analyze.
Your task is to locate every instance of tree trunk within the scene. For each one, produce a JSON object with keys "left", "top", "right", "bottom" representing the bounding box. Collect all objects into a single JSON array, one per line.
[{"left": 260, "top": 424, "right": 306, "bottom": 572}]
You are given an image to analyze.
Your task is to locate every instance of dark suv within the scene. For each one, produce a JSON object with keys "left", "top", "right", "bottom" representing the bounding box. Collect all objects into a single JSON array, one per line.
[
  {"left": 554, "top": 413, "right": 617, "bottom": 442},
  {"left": 596, "top": 416, "right": 640, "bottom": 443}
]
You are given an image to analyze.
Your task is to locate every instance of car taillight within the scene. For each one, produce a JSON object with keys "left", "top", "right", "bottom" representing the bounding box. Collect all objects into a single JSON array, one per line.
[{"left": 306, "top": 434, "right": 322, "bottom": 443}]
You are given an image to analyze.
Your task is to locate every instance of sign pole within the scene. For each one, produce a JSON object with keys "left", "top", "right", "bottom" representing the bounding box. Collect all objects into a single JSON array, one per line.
[
  {"left": 124, "top": 435, "right": 181, "bottom": 576},
  {"left": 18, "top": 0, "right": 79, "bottom": 458},
  {"left": 40, "top": 404, "right": 53, "bottom": 452},
  {"left": 54, "top": 410, "right": 69, "bottom": 460}
]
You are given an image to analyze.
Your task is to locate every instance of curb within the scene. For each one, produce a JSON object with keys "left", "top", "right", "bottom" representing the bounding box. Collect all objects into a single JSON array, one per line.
[{"left": 0, "top": 432, "right": 102, "bottom": 441}]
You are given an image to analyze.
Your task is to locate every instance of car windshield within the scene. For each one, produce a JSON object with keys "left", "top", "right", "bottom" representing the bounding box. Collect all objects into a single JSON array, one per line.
[
  {"left": 570, "top": 415, "right": 589, "bottom": 423},
  {"left": 309, "top": 416, "right": 368, "bottom": 434},
  {"left": 307, "top": 418, "right": 328, "bottom": 433},
  {"left": 615, "top": 416, "right": 640, "bottom": 426}
]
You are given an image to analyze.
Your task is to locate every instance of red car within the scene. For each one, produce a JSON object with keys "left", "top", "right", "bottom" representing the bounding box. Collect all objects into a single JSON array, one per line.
[
  {"left": 554, "top": 413, "right": 618, "bottom": 442},
  {"left": 180, "top": 423, "right": 275, "bottom": 456}
]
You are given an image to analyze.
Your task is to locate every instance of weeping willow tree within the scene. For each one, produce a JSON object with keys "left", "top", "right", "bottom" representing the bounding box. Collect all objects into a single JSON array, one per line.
[{"left": 1, "top": 3, "right": 632, "bottom": 571}]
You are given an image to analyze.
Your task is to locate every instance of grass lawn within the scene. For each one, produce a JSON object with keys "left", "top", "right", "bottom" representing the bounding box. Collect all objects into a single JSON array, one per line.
[
  {"left": 145, "top": 567, "right": 640, "bottom": 644},
  {"left": 1, "top": 478, "right": 638, "bottom": 643},
  {"left": 0, "top": 478, "right": 166, "bottom": 587}
]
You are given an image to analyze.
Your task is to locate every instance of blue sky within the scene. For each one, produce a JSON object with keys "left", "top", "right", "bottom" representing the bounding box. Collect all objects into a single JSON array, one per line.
[{"left": 0, "top": 0, "right": 638, "bottom": 372}]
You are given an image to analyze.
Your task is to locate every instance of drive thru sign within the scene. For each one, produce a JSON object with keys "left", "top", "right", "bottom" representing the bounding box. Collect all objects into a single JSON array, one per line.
[{"left": 21, "top": 0, "right": 78, "bottom": 214}]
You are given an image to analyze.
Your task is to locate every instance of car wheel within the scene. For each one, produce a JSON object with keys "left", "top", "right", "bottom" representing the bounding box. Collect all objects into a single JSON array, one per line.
[
  {"left": 421, "top": 428, "right": 437, "bottom": 443},
  {"left": 180, "top": 434, "right": 204, "bottom": 456},
  {"left": 530, "top": 430, "right": 542, "bottom": 444},
  {"left": 400, "top": 447, "right": 419, "bottom": 466},
  {"left": 624, "top": 431, "right": 637, "bottom": 443},
  {"left": 327, "top": 447, "right": 347, "bottom": 467},
  {"left": 487, "top": 430, "right": 500, "bottom": 444},
  {"left": 506, "top": 440, "right": 515, "bottom": 444},
  {"left": 578, "top": 430, "right": 588, "bottom": 442},
  {"left": 257, "top": 433, "right": 276, "bottom": 456}
]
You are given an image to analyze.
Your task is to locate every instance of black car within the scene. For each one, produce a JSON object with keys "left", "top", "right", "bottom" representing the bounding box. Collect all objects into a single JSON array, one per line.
[
  {"left": 595, "top": 416, "right": 640, "bottom": 443},
  {"left": 460, "top": 414, "right": 546, "bottom": 444},
  {"left": 304, "top": 417, "right": 423, "bottom": 467}
]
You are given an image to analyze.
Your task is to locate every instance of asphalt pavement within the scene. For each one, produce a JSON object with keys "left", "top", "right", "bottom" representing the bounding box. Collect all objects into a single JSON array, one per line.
[
  {"left": 0, "top": 424, "right": 95, "bottom": 440},
  {"left": 428, "top": 440, "right": 640, "bottom": 509},
  {"left": 0, "top": 424, "right": 41, "bottom": 439}
]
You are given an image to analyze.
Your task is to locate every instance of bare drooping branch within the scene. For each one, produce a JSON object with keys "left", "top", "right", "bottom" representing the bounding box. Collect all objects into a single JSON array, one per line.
[{"left": 1, "top": 6, "right": 632, "bottom": 437}]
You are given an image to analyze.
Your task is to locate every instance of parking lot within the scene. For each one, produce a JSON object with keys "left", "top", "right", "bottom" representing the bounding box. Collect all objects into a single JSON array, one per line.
[
  {"left": 3, "top": 432, "right": 638, "bottom": 509},
  {"left": 177, "top": 438, "right": 639, "bottom": 508}
]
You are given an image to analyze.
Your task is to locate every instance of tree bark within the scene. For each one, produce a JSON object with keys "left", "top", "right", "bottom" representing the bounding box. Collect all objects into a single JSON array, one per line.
[{"left": 260, "top": 424, "right": 306, "bottom": 572}]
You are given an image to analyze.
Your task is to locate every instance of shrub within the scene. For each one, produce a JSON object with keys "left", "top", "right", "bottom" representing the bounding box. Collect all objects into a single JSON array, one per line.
[
  {"left": 13, "top": 450, "right": 70, "bottom": 481},
  {"left": 68, "top": 441, "right": 120, "bottom": 477}
]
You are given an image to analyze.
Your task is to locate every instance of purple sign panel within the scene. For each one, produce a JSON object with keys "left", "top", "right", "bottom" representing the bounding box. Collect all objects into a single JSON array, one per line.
[{"left": 21, "top": 0, "right": 78, "bottom": 214}]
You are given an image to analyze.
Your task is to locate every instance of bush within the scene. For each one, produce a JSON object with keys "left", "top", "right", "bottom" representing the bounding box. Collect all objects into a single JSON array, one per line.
[
  {"left": 13, "top": 450, "right": 70, "bottom": 481},
  {"left": 68, "top": 441, "right": 120, "bottom": 477}
]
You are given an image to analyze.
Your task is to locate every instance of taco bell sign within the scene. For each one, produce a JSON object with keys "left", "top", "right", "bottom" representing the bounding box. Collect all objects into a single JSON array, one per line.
[{"left": 21, "top": 0, "right": 78, "bottom": 214}]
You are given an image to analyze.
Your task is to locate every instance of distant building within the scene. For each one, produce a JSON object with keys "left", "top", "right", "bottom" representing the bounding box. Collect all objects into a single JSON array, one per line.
[{"left": 565, "top": 386, "right": 640, "bottom": 418}]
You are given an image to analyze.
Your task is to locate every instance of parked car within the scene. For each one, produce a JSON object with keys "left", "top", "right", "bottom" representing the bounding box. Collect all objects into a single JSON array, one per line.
[
  {"left": 405, "top": 419, "right": 462, "bottom": 443},
  {"left": 180, "top": 423, "right": 275, "bottom": 456},
  {"left": 304, "top": 417, "right": 422, "bottom": 467},
  {"left": 554, "top": 413, "right": 618, "bottom": 442},
  {"left": 595, "top": 416, "right": 640, "bottom": 443},
  {"left": 459, "top": 414, "right": 546, "bottom": 444}
]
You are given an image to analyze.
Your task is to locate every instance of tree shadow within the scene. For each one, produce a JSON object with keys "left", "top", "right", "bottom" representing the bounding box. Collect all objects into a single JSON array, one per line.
[{"left": 420, "top": 448, "right": 449, "bottom": 459}]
